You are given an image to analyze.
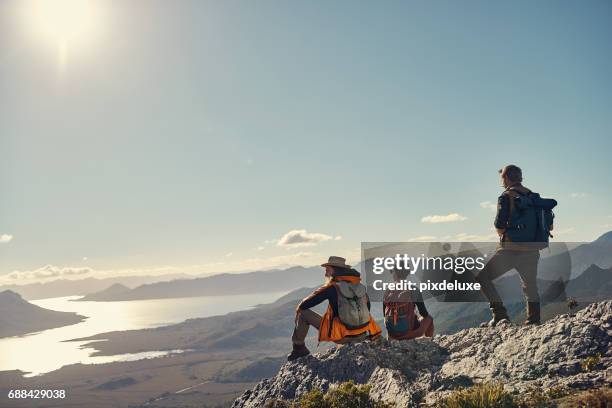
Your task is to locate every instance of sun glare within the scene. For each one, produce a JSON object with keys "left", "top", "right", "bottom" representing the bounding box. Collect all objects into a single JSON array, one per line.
[{"left": 26, "top": 0, "right": 100, "bottom": 68}]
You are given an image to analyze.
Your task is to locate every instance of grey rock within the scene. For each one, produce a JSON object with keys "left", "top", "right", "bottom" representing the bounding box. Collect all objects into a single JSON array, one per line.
[{"left": 233, "top": 301, "right": 612, "bottom": 407}]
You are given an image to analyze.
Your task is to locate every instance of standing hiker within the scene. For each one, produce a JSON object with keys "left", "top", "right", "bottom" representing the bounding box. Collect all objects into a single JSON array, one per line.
[
  {"left": 476, "top": 165, "right": 557, "bottom": 326},
  {"left": 288, "top": 256, "right": 382, "bottom": 361}
]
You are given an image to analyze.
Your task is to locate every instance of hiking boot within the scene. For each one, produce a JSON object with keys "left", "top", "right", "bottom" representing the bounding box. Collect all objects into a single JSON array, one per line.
[
  {"left": 481, "top": 317, "right": 511, "bottom": 328},
  {"left": 287, "top": 344, "right": 310, "bottom": 361},
  {"left": 525, "top": 302, "right": 541, "bottom": 326},
  {"left": 480, "top": 302, "right": 510, "bottom": 327}
]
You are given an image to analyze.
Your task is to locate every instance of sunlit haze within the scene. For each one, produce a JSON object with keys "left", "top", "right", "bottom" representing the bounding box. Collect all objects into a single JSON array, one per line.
[
  {"left": 23, "top": 0, "right": 101, "bottom": 69},
  {"left": 1, "top": 1, "right": 611, "bottom": 285}
]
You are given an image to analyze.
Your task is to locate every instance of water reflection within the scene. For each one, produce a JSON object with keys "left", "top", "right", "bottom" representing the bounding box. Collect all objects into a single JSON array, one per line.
[{"left": 0, "top": 291, "right": 287, "bottom": 376}]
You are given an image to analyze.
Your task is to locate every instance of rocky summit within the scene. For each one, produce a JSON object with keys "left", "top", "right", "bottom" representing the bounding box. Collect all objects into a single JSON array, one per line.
[{"left": 233, "top": 301, "right": 612, "bottom": 407}]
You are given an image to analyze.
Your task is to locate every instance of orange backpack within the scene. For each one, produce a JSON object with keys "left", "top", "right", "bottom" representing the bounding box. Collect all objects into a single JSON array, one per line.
[{"left": 318, "top": 276, "right": 382, "bottom": 343}]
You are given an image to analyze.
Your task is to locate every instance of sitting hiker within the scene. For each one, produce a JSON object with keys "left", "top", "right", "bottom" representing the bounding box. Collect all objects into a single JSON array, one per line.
[
  {"left": 384, "top": 268, "right": 434, "bottom": 340},
  {"left": 288, "top": 256, "right": 382, "bottom": 361}
]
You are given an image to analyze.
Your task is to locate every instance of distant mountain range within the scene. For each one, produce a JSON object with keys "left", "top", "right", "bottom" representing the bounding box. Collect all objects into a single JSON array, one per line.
[
  {"left": 71, "top": 262, "right": 612, "bottom": 356},
  {"left": 538, "top": 230, "right": 612, "bottom": 280},
  {"left": 420, "top": 262, "right": 612, "bottom": 334},
  {"left": 0, "top": 273, "right": 191, "bottom": 300},
  {"left": 73, "top": 266, "right": 324, "bottom": 301},
  {"left": 76, "top": 283, "right": 131, "bottom": 301},
  {"left": 4, "top": 232, "right": 611, "bottom": 304},
  {"left": 0, "top": 290, "right": 86, "bottom": 338}
]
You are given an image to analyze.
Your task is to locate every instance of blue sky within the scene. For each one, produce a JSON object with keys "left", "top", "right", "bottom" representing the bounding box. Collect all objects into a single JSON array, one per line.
[{"left": 1, "top": 0, "right": 611, "bottom": 283}]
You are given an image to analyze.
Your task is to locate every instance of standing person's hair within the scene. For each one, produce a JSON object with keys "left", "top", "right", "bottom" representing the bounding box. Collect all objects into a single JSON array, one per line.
[{"left": 499, "top": 165, "right": 523, "bottom": 183}]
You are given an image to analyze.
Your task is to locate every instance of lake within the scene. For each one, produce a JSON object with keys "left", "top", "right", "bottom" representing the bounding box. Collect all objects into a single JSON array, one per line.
[{"left": 0, "top": 291, "right": 288, "bottom": 376}]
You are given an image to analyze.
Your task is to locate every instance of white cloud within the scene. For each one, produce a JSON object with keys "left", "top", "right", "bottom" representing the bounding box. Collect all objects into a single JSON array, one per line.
[
  {"left": 191, "top": 251, "right": 320, "bottom": 276},
  {"left": 1, "top": 264, "right": 183, "bottom": 285},
  {"left": 570, "top": 192, "right": 588, "bottom": 199},
  {"left": 554, "top": 227, "right": 575, "bottom": 236},
  {"left": 334, "top": 235, "right": 343, "bottom": 241},
  {"left": 452, "top": 232, "right": 497, "bottom": 241},
  {"left": 243, "top": 251, "right": 315, "bottom": 266},
  {"left": 0, "top": 249, "right": 352, "bottom": 285},
  {"left": 225, "top": 252, "right": 233, "bottom": 257},
  {"left": 277, "top": 229, "right": 334, "bottom": 247},
  {"left": 0, "top": 234, "right": 13, "bottom": 243},
  {"left": 8, "top": 265, "right": 93, "bottom": 281},
  {"left": 479, "top": 201, "right": 497, "bottom": 212},
  {"left": 421, "top": 213, "right": 467, "bottom": 224},
  {"left": 458, "top": 232, "right": 497, "bottom": 241},
  {"left": 256, "top": 246, "right": 265, "bottom": 251},
  {"left": 407, "top": 235, "right": 437, "bottom": 242}
]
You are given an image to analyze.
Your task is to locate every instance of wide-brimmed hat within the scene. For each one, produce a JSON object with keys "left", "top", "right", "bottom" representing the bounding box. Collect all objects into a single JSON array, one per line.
[{"left": 321, "top": 256, "right": 352, "bottom": 269}]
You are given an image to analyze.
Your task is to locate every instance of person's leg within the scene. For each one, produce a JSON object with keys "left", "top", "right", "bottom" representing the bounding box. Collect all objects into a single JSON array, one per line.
[
  {"left": 396, "top": 316, "right": 433, "bottom": 340},
  {"left": 291, "top": 309, "right": 322, "bottom": 345},
  {"left": 475, "top": 251, "right": 514, "bottom": 321},
  {"left": 414, "top": 316, "right": 433, "bottom": 338},
  {"left": 516, "top": 251, "right": 541, "bottom": 324},
  {"left": 288, "top": 309, "right": 322, "bottom": 361},
  {"left": 424, "top": 317, "right": 434, "bottom": 337}
]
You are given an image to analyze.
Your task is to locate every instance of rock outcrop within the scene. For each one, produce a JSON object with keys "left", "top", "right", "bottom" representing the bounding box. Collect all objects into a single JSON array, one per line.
[{"left": 233, "top": 301, "right": 612, "bottom": 407}]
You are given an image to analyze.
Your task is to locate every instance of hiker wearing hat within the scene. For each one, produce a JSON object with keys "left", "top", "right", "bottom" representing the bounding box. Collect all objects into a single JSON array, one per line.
[{"left": 288, "top": 256, "right": 382, "bottom": 361}]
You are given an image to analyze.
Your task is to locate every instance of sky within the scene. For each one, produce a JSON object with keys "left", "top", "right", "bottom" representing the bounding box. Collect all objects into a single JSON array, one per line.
[{"left": 1, "top": 0, "right": 611, "bottom": 284}]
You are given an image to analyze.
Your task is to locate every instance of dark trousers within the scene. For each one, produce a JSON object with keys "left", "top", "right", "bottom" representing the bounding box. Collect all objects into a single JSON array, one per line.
[
  {"left": 292, "top": 309, "right": 322, "bottom": 345},
  {"left": 476, "top": 249, "right": 540, "bottom": 307}
]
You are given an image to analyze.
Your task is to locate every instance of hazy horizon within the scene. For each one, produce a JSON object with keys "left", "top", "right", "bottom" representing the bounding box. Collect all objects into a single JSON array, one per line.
[{"left": 2, "top": 0, "right": 611, "bottom": 285}]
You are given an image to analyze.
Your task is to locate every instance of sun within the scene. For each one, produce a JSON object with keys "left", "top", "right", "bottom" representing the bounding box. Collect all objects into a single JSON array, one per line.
[{"left": 25, "top": 0, "right": 100, "bottom": 68}]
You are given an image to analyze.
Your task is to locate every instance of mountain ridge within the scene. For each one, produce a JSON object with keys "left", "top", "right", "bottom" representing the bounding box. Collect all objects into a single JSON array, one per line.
[
  {"left": 0, "top": 273, "right": 190, "bottom": 300},
  {"left": 0, "top": 290, "right": 86, "bottom": 338},
  {"left": 75, "top": 283, "right": 131, "bottom": 301},
  {"left": 74, "top": 266, "right": 322, "bottom": 301},
  {"left": 232, "top": 300, "right": 612, "bottom": 407}
]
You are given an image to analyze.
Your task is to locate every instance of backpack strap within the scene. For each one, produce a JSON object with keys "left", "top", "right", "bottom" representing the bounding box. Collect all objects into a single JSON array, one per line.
[
  {"left": 503, "top": 187, "right": 532, "bottom": 229},
  {"left": 503, "top": 189, "right": 520, "bottom": 229},
  {"left": 330, "top": 282, "right": 340, "bottom": 319},
  {"left": 506, "top": 186, "right": 533, "bottom": 198}
]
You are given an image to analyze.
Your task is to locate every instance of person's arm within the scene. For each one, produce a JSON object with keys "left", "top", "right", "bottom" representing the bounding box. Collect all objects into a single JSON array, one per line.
[
  {"left": 415, "top": 301, "right": 429, "bottom": 318},
  {"left": 297, "top": 285, "right": 334, "bottom": 310},
  {"left": 494, "top": 194, "right": 510, "bottom": 235},
  {"left": 409, "top": 288, "right": 430, "bottom": 318}
]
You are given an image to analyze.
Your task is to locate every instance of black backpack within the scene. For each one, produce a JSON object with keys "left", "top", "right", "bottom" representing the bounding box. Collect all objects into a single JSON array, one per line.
[{"left": 505, "top": 188, "right": 557, "bottom": 249}]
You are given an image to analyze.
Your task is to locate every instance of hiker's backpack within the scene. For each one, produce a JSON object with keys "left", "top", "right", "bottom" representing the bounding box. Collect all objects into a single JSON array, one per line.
[
  {"left": 505, "top": 188, "right": 557, "bottom": 249},
  {"left": 334, "top": 281, "right": 370, "bottom": 330},
  {"left": 383, "top": 290, "right": 417, "bottom": 339}
]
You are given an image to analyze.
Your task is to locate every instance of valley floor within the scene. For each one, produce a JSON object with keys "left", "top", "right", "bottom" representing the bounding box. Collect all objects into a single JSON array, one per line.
[{"left": 0, "top": 349, "right": 279, "bottom": 408}]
